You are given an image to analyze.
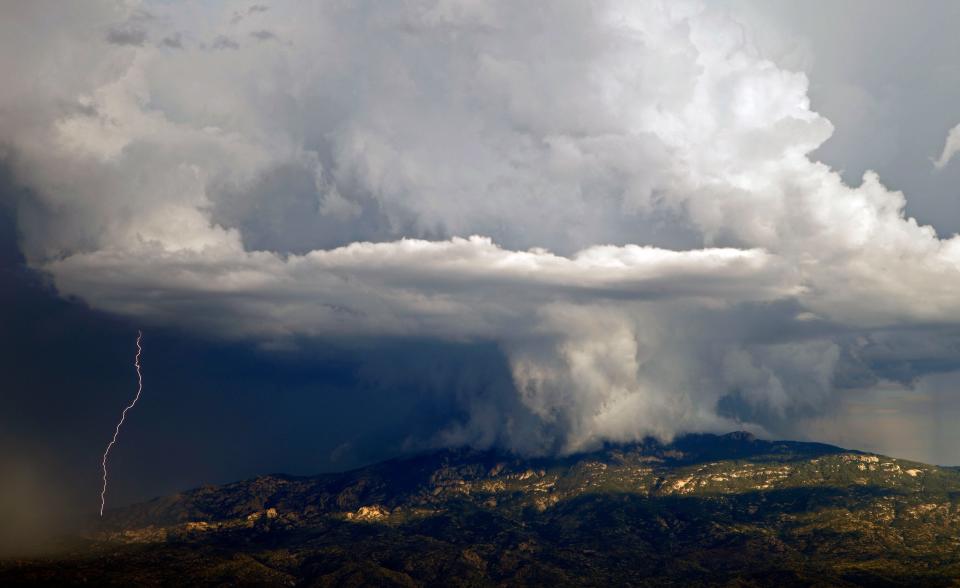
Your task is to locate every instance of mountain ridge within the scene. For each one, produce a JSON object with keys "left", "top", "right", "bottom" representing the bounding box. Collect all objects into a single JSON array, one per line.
[
  {"left": 97, "top": 431, "right": 853, "bottom": 530},
  {"left": 5, "top": 432, "right": 960, "bottom": 586}
]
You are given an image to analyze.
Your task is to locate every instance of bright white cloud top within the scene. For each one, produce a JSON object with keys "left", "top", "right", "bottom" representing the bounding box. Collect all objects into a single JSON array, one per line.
[{"left": 3, "top": 0, "right": 960, "bottom": 454}]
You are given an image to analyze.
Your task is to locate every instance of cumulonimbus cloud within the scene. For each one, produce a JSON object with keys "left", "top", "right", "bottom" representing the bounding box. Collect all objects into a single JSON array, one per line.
[{"left": 3, "top": 0, "right": 960, "bottom": 453}]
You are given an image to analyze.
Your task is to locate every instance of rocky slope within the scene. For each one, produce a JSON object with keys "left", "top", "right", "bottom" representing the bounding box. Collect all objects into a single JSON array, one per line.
[{"left": 4, "top": 432, "right": 960, "bottom": 586}]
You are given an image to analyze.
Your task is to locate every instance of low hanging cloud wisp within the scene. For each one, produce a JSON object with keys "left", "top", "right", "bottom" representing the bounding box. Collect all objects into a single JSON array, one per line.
[
  {"left": 3, "top": 0, "right": 960, "bottom": 454},
  {"left": 934, "top": 122, "right": 960, "bottom": 170}
]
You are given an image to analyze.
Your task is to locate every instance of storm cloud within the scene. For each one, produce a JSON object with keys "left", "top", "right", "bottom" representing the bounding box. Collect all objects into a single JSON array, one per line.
[{"left": 3, "top": 0, "right": 960, "bottom": 456}]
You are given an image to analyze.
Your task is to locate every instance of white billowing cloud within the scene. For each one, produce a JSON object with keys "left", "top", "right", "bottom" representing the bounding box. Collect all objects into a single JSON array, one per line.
[
  {"left": 934, "top": 122, "right": 960, "bottom": 170},
  {"left": 45, "top": 237, "right": 792, "bottom": 341},
  {"left": 3, "top": 0, "right": 960, "bottom": 454}
]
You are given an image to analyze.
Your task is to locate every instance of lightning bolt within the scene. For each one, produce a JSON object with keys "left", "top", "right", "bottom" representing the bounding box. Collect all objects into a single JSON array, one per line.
[{"left": 100, "top": 330, "right": 144, "bottom": 517}]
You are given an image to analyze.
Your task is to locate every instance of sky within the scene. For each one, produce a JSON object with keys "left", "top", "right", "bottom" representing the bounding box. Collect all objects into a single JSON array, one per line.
[{"left": 2, "top": 0, "right": 960, "bottom": 551}]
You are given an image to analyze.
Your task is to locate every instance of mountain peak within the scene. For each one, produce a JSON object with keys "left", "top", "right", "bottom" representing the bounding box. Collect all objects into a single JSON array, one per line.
[{"left": 722, "top": 430, "right": 757, "bottom": 442}]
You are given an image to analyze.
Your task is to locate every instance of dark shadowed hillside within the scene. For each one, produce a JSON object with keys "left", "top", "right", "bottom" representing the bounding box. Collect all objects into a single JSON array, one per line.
[{"left": 4, "top": 432, "right": 960, "bottom": 586}]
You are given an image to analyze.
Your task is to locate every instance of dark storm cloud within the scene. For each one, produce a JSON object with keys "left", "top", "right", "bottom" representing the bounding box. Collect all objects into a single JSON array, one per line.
[
  {"left": 250, "top": 30, "right": 276, "bottom": 41},
  {"left": 0, "top": 164, "right": 525, "bottom": 551},
  {"left": 211, "top": 35, "right": 240, "bottom": 50},
  {"left": 231, "top": 4, "right": 270, "bottom": 24},
  {"left": 160, "top": 33, "right": 184, "bottom": 49},
  {"left": 3, "top": 0, "right": 960, "bottom": 464},
  {"left": 105, "top": 26, "right": 147, "bottom": 46}
]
